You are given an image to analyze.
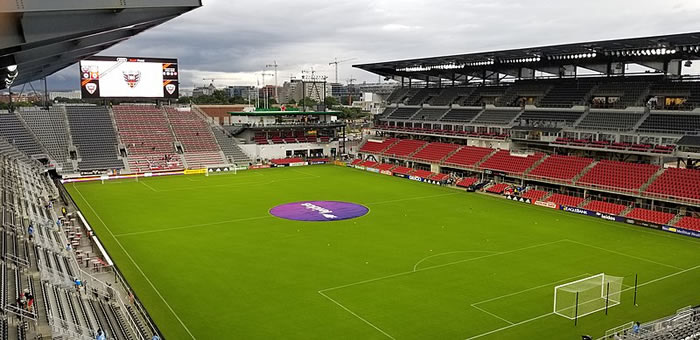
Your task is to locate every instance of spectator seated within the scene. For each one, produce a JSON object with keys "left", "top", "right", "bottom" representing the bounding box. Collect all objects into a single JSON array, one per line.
[
  {"left": 577, "top": 160, "right": 659, "bottom": 192},
  {"left": 583, "top": 200, "right": 627, "bottom": 215},
  {"left": 625, "top": 208, "right": 675, "bottom": 225},
  {"left": 479, "top": 150, "right": 544, "bottom": 175},
  {"left": 546, "top": 194, "right": 584, "bottom": 207},
  {"left": 527, "top": 155, "right": 593, "bottom": 183}
]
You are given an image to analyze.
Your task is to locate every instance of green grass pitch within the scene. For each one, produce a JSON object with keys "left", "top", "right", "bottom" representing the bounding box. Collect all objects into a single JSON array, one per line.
[{"left": 66, "top": 165, "right": 700, "bottom": 339}]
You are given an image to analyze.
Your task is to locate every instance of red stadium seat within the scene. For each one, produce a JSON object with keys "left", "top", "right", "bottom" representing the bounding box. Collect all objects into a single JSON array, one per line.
[
  {"left": 583, "top": 200, "right": 627, "bottom": 215},
  {"left": 625, "top": 208, "right": 675, "bottom": 225},
  {"left": 577, "top": 160, "right": 659, "bottom": 192},
  {"left": 527, "top": 155, "right": 593, "bottom": 183}
]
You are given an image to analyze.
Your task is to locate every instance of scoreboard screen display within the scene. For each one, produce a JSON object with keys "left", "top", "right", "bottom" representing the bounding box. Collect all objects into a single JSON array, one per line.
[{"left": 80, "top": 56, "right": 179, "bottom": 99}]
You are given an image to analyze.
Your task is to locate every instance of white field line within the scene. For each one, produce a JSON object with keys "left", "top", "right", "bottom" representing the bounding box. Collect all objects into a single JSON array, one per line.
[
  {"left": 465, "top": 264, "right": 700, "bottom": 340},
  {"left": 465, "top": 312, "right": 555, "bottom": 340},
  {"left": 470, "top": 304, "right": 514, "bottom": 325},
  {"left": 471, "top": 273, "right": 591, "bottom": 306},
  {"left": 72, "top": 185, "right": 197, "bottom": 340},
  {"left": 320, "top": 239, "right": 567, "bottom": 293},
  {"left": 318, "top": 290, "right": 395, "bottom": 339},
  {"left": 563, "top": 239, "right": 684, "bottom": 271},
  {"left": 114, "top": 215, "right": 274, "bottom": 238},
  {"left": 413, "top": 251, "right": 499, "bottom": 272},
  {"left": 139, "top": 180, "right": 158, "bottom": 192}
]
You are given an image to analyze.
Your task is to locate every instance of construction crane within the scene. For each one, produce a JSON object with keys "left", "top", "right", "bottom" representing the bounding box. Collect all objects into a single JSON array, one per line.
[
  {"left": 260, "top": 72, "right": 274, "bottom": 109},
  {"left": 328, "top": 57, "right": 357, "bottom": 84},
  {"left": 202, "top": 78, "right": 239, "bottom": 86}
]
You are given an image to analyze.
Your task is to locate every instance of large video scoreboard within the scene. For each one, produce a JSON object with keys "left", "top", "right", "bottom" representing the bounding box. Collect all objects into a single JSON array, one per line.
[{"left": 80, "top": 56, "right": 179, "bottom": 99}]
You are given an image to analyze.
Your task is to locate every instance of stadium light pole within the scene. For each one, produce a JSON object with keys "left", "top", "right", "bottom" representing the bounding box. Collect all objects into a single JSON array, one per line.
[{"left": 265, "top": 61, "right": 279, "bottom": 103}]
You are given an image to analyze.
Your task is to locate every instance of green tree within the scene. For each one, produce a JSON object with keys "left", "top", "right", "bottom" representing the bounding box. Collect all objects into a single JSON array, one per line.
[{"left": 325, "top": 96, "right": 339, "bottom": 109}]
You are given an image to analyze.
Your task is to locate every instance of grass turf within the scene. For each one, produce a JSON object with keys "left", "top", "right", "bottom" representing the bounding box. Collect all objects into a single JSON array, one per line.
[{"left": 66, "top": 165, "right": 700, "bottom": 339}]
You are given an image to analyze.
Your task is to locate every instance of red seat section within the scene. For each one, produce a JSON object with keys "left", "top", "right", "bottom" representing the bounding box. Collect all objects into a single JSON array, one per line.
[
  {"left": 479, "top": 150, "right": 545, "bottom": 175},
  {"left": 625, "top": 208, "right": 675, "bottom": 225},
  {"left": 675, "top": 216, "right": 700, "bottom": 231},
  {"left": 360, "top": 138, "right": 397, "bottom": 153},
  {"left": 358, "top": 161, "right": 378, "bottom": 168},
  {"left": 350, "top": 159, "right": 362, "bottom": 165},
  {"left": 392, "top": 166, "right": 413, "bottom": 175},
  {"left": 486, "top": 183, "right": 510, "bottom": 194},
  {"left": 113, "top": 105, "right": 183, "bottom": 172},
  {"left": 429, "top": 173, "right": 449, "bottom": 181},
  {"left": 375, "top": 163, "right": 395, "bottom": 171},
  {"left": 583, "top": 200, "right": 627, "bottom": 215},
  {"left": 527, "top": 155, "right": 593, "bottom": 182},
  {"left": 412, "top": 142, "right": 460, "bottom": 163},
  {"left": 456, "top": 177, "right": 479, "bottom": 188},
  {"left": 382, "top": 139, "right": 427, "bottom": 157},
  {"left": 546, "top": 194, "right": 584, "bottom": 207},
  {"left": 409, "top": 169, "right": 433, "bottom": 179},
  {"left": 270, "top": 158, "right": 304, "bottom": 165},
  {"left": 644, "top": 168, "right": 700, "bottom": 203},
  {"left": 521, "top": 189, "right": 548, "bottom": 201},
  {"left": 577, "top": 160, "right": 659, "bottom": 192},
  {"left": 443, "top": 146, "right": 494, "bottom": 168}
]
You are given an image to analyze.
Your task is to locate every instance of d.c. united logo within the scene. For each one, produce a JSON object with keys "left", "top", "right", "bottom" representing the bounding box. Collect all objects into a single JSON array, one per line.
[{"left": 122, "top": 71, "right": 141, "bottom": 88}]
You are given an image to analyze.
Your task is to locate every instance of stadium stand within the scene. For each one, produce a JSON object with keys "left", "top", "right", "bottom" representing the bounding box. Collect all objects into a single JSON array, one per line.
[
  {"left": 406, "top": 88, "right": 441, "bottom": 105},
  {"left": 387, "top": 107, "right": 420, "bottom": 120},
  {"left": 527, "top": 155, "right": 594, "bottom": 183},
  {"left": 644, "top": 167, "right": 700, "bottom": 203},
  {"left": 375, "top": 163, "right": 396, "bottom": 171},
  {"left": 521, "top": 189, "right": 549, "bottom": 202},
  {"left": 538, "top": 79, "right": 597, "bottom": 108},
  {"left": 165, "top": 107, "right": 225, "bottom": 168},
  {"left": 472, "top": 109, "right": 521, "bottom": 125},
  {"left": 517, "top": 109, "right": 584, "bottom": 126},
  {"left": 496, "top": 81, "right": 551, "bottom": 107},
  {"left": 382, "top": 139, "right": 427, "bottom": 158},
  {"left": 440, "top": 108, "right": 483, "bottom": 122},
  {"left": 428, "top": 87, "right": 475, "bottom": 106},
  {"left": 486, "top": 183, "right": 510, "bottom": 194},
  {"left": 591, "top": 79, "right": 650, "bottom": 109},
  {"left": 413, "top": 108, "right": 449, "bottom": 121},
  {"left": 575, "top": 110, "right": 646, "bottom": 131},
  {"left": 443, "top": 146, "right": 495, "bottom": 168},
  {"left": 546, "top": 193, "right": 585, "bottom": 207},
  {"left": 411, "top": 142, "right": 460, "bottom": 163},
  {"left": 0, "top": 111, "right": 46, "bottom": 157},
  {"left": 392, "top": 166, "right": 413, "bottom": 175},
  {"left": 386, "top": 88, "right": 411, "bottom": 104},
  {"left": 211, "top": 127, "right": 253, "bottom": 165},
  {"left": 113, "top": 105, "right": 183, "bottom": 172},
  {"left": 583, "top": 200, "right": 628, "bottom": 215},
  {"left": 65, "top": 106, "right": 124, "bottom": 171},
  {"left": 675, "top": 216, "right": 700, "bottom": 231},
  {"left": 456, "top": 177, "right": 479, "bottom": 188},
  {"left": 409, "top": 169, "right": 433, "bottom": 179},
  {"left": 360, "top": 138, "right": 397, "bottom": 154},
  {"left": 479, "top": 150, "right": 544, "bottom": 175},
  {"left": 18, "top": 107, "right": 73, "bottom": 172},
  {"left": 625, "top": 208, "right": 676, "bottom": 225},
  {"left": 636, "top": 112, "right": 700, "bottom": 134},
  {"left": 576, "top": 160, "right": 660, "bottom": 192}
]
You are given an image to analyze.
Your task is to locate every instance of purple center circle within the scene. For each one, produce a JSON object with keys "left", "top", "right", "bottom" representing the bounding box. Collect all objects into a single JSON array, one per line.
[{"left": 270, "top": 201, "right": 369, "bottom": 222}]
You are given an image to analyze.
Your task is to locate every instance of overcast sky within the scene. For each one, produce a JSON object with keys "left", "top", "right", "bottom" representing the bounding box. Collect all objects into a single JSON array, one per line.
[{"left": 47, "top": 0, "right": 700, "bottom": 90}]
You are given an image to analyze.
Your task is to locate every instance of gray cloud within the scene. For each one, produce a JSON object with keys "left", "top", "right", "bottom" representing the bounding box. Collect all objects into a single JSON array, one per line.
[{"left": 45, "top": 0, "right": 700, "bottom": 90}]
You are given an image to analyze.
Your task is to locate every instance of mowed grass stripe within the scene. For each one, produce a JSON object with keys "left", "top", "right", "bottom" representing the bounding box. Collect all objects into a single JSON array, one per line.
[{"left": 67, "top": 165, "right": 700, "bottom": 340}]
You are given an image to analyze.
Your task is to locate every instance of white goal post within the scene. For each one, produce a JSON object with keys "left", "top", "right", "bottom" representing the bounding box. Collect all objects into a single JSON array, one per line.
[{"left": 554, "top": 273, "right": 623, "bottom": 320}]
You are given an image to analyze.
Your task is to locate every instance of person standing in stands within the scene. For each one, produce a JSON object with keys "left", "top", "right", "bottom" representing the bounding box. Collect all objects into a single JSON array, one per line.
[
  {"left": 61, "top": 207, "right": 67, "bottom": 217},
  {"left": 95, "top": 329, "right": 106, "bottom": 340},
  {"left": 27, "top": 224, "right": 34, "bottom": 241},
  {"left": 633, "top": 322, "right": 641, "bottom": 334}
]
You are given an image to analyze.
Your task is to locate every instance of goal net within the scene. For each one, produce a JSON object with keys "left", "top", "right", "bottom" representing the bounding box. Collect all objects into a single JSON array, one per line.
[{"left": 554, "top": 274, "right": 623, "bottom": 319}]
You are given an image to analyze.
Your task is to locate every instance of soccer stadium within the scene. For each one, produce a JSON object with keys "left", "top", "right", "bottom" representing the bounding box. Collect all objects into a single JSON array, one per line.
[{"left": 1, "top": 1, "right": 700, "bottom": 340}]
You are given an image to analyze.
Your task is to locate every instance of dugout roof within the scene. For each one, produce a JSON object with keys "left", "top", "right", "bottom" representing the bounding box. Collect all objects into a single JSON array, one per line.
[
  {"left": 0, "top": 0, "right": 202, "bottom": 90},
  {"left": 355, "top": 32, "right": 700, "bottom": 81}
]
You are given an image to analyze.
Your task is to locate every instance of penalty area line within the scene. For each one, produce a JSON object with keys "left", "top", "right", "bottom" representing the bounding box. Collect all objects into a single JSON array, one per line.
[{"left": 318, "top": 290, "right": 395, "bottom": 339}]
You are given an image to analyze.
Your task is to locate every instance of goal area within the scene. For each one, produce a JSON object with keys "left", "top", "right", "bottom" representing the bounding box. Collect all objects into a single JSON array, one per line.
[{"left": 554, "top": 274, "right": 623, "bottom": 320}]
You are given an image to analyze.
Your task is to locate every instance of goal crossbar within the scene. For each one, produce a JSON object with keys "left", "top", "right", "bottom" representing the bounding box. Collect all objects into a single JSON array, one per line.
[{"left": 553, "top": 273, "right": 623, "bottom": 320}]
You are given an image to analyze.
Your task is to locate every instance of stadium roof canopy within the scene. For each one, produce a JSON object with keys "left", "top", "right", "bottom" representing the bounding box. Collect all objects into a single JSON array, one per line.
[
  {"left": 0, "top": 0, "right": 202, "bottom": 90},
  {"left": 354, "top": 32, "right": 700, "bottom": 83}
]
